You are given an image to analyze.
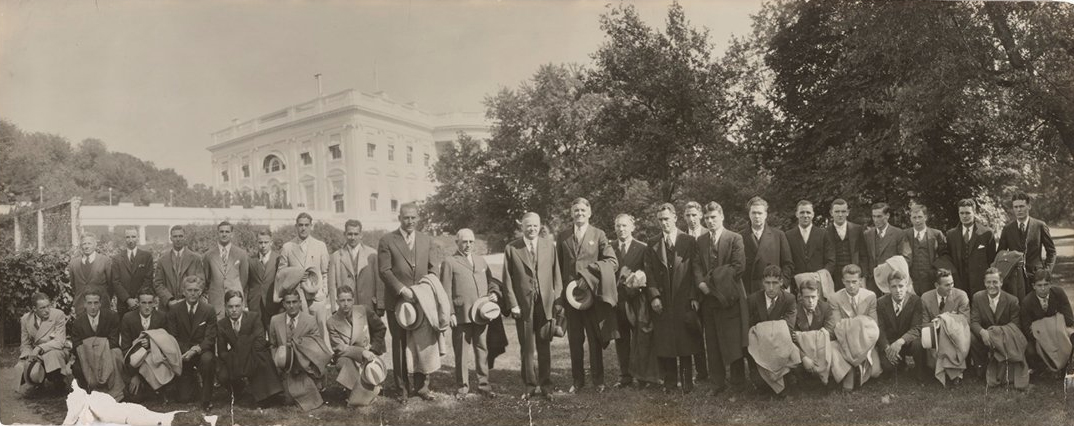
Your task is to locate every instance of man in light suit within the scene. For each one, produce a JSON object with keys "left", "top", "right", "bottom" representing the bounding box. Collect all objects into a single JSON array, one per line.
[
  {"left": 328, "top": 219, "right": 382, "bottom": 314},
  {"left": 281, "top": 213, "right": 331, "bottom": 348},
  {"left": 945, "top": 199, "right": 996, "bottom": 297},
  {"left": 825, "top": 199, "right": 867, "bottom": 292},
  {"left": 154, "top": 226, "right": 205, "bottom": 312},
  {"left": 917, "top": 269, "right": 971, "bottom": 385},
  {"left": 205, "top": 221, "right": 250, "bottom": 320},
  {"left": 829, "top": 264, "right": 878, "bottom": 322},
  {"left": 67, "top": 233, "right": 113, "bottom": 316},
  {"left": 111, "top": 228, "right": 154, "bottom": 318},
  {"left": 16, "top": 292, "right": 70, "bottom": 394},
  {"left": 505, "top": 212, "right": 563, "bottom": 400},
  {"left": 787, "top": 200, "right": 835, "bottom": 277},
  {"left": 557, "top": 197, "right": 619, "bottom": 394},
  {"left": 611, "top": 213, "right": 652, "bottom": 388},
  {"left": 863, "top": 202, "right": 911, "bottom": 295},
  {"left": 741, "top": 197, "right": 794, "bottom": 294},
  {"left": 378, "top": 203, "right": 439, "bottom": 401},
  {"left": 682, "top": 201, "right": 709, "bottom": 382},
  {"left": 997, "top": 191, "right": 1056, "bottom": 300},
  {"left": 906, "top": 205, "right": 947, "bottom": 296},
  {"left": 327, "top": 286, "right": 387, "bottom": 406},
  {"left": 249, "top": 230, "right": 282, "bottom": 328},
  {"left": 165, "top": 276, "right": 217, "bottom": 410},
  {"left": 693, "top": 201, "right": 748, "bottom": 394},
  {"left": 440, "top": 228, "right": 500, "bottom": 398},
  {"left": 969, "top": 268, "right": 1021, "bottom": 372}
]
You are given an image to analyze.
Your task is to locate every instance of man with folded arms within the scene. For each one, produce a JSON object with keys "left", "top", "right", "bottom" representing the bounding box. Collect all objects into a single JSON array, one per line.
[
  {"left": 217, "top": 290, "right": 283, "bottom": 407},
  {"left": 876, "top": 270, "right": 926, "bottom": 379},
  {"left": 440, "top": 228, "right": 500, "bottom": 398},
  {"left": 165, "top": 275, "right": 217, "bottom": 410},
  {"left": 16, "top": 293, "right": 71, "bottom": 395},
  {"left": 970, "top": 268, "right": 1027, "bottom": 388},
  {"left": 328, "top": 285, "right": 387, "bottom": 406},
  {"left": 270, "top": 288, "right": 332, "bottom": 411},
  {"left": 1020, "top": 269, "right": 1074, "bottom": 378},
  {"left": 119, "top": 289, "right": 167, "bottom": 401},
  {"left": 70, "top": 289, "right": 125, "bottom": 400}
]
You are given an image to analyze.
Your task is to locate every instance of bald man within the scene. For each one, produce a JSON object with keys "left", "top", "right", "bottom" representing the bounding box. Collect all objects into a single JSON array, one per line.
[{"left": 440, "top": 229, "right": 501, "bottom": 398}]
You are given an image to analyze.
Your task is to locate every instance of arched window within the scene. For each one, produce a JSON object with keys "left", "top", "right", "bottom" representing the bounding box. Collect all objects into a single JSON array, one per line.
[{"left": 263, "top": 155, "right": 286, "bottom": 173}]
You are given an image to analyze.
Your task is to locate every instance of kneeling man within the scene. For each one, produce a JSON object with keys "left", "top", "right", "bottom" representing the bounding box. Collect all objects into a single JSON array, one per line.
[
  {"left": 328, "top": 285, "right": 387, "bottom": 406},
  {"left": 16, "top": 292, "right": 71, "bottom": 394},
  {"left": 70, "top": 289, "right": 125, "bottom": 400},
  {"left": 271, "top": 288, "right": 332, "bottom": 411},
  {"left": 1020, "top": 269, "right": 1074, "bottom": 377},
  {"left": 876, "top": 270, "right": 926, "bottom": 379},
  {"left": 165, "top": 276, "right": 217, "bottom": 409},
  {"left": 829, "top": 264, "right": 880, "bottom": 391},
  {"left": 119, "top": 289, "right": 169, "bottom": 401},
  {"left": 970, "top": 268, "right": 1027, "bottom": 389},
  {"left": 917, "top": 269, "right": 971, "bottom": 386},
  {"left": 217, "top": 289, "right": 283, "bottom": 406},
  {"left": 746, "top": 265, "right": 798, "bottom": 396}
]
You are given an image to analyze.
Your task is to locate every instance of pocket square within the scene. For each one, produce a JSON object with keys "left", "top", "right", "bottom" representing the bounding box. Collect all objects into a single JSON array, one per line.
[
  {"left": 198, "top": 321, "right": 206, "bottom": 327},
  {"left": 588, "top": 240, "right": 594, "bottom": 246},
  {"left": 977, "top": 244, "right": 986, "bottom": 249}
]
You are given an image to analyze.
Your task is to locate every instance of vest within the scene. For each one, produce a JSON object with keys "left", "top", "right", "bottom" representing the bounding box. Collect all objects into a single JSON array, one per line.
[{"left": 834, "top": 234, "right": 852, "bottom": 267}]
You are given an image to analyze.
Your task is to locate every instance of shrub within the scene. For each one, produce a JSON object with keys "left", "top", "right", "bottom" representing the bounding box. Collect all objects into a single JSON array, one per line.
[{"left": 0, "top": 249, "right": 72, "bottom": 326}]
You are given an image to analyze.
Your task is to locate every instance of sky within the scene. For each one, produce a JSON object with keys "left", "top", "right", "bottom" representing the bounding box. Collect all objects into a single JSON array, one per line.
[{"left": 0, "top": 0, "right": 763, "bottom": 185}]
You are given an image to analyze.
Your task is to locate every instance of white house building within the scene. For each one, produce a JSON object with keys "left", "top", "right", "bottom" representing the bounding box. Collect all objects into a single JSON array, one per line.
[{"left": 207, "top": 89, "right": 490, "bottom": 228}]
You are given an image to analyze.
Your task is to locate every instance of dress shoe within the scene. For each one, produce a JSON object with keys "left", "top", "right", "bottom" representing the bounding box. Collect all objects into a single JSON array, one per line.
[
  {"left": 950, "top": 377, "right": 963, "bottom": 387},
  {"left": 416, "top": 390, "right": 436, "bottom": 401},
  {"left": 567, "top": 385, "right": 582, "bottom": 394},
  {"left": 478, "top": 389, "right": 497, "bottom": 398},
  {"left": 613, "top": 380, "right": 634, "bottom": 389},
  {"left": 456, "top": 386, "right": 470, "bottom": 399},
  {"left": 595, "top": 384, "right": 606, "bottom": 393}
]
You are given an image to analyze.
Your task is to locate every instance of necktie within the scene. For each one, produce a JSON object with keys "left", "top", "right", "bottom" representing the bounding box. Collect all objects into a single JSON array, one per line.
[
  {"left": 90, "top": 316, "right": 97, "bottom": 332},
  {"left": 851, "top": 296, "right": 858, "bottom": 316},
  {"left": 34, "top": 315, "right": 41, "bottom": 329},
  {"left": 129, "top": 250, "right": 134, "bottom": 263},
  {"left": 83, "top": 255, "right": 90, "bottom": 266},
  {"left": 963, "top": 227, "right": 971, "bottom": 244},
  {"left": 188, "top": 303, "right": 195, "bottom": 316},
  {"left": 222, "top": 247, "right": 229, "bottom": 266},
  {"left": 233, "top": 319, "right": 241, "bottom": 333},
  {"left": 406, "top": 233, "right": 414, "bottom": 251},
  {"left": 918, "top": 231, "right": 925, "bottom": 242},
  {"left": 1019, "top": 222, "right": 1026, "bottom": 236},
  {"left": 990, "top": 298, "right": 997, "bottom": 314},
  {"left": 142, "top": 316, "right": 150, "bottom": 330},
  {"left": 767, "top": 297, "right": 775, "bottom": 314},
  {"left": 894, "top": 302, "right": 901, "bottom": 317},
  {"left": 1042, "top": 297, "right": 1049, "bottom": 311},
  {"left": 288, "top": 316, "right": 296, "bottom": 332},
  {"left": 174, "top": 251, "right": 181, "bottom": 277},
  {"left": 620, "top": 242, "right": 626, "bottom": 254},
  {"left": 939, "top": 296, "right": 946, "bottom": 311}
]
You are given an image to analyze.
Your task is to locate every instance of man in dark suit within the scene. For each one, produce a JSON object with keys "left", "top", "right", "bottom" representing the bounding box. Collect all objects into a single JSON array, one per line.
[
  {"left": 945, "top": 199, "right": 997, "bottom": 298},
  {"left": 876, "top": 270, "right": 925, "bottom": 377},
  {"left": 997, "top": 192, "right": 1056, "bottom": 300},
  {"left": 611, "top": 213, "right": 652, "bottom": 388},
  {"left": 863, "top": 202, "right": 911, "bottom": 295},
  {"left": 693, "top": 201, "right": 748, "bottom": 394},
  {"left": 119, "top": 289, "right": 167, "bottom": 401},
  {"left": 154, "top": 226, "right": 205, "bottom": 312},
  {"left": 906, "top": 205, "right": 947, "bottom": 296},
  {"left": 165, "top": 275, "right": 218, "bottom": 410},
  {"left": 747, "top": 265, "right": 796, "bottom": 329},
  {"left": 681, "top": 201, "right": 710, "bottom": 383},
  {"left": 787, "top": 200, "right": 835, "bottom": 279},
  {"left": 217, "top": 289, "right": 283, "bottom": 407},
  {"left": 504, "top": 212, "right": 563, "bottom": 399},
  {"left": 969, "top": 268, "right": 1021, "bottom": 371},
  {"left": 328, "top": 219, "right": 382, "bottom": 314},
  {"left": 742, "top": 197, "right": 794, "bottom": 295},
  {"left": 825, "top": 199, "right": 867, "bottom": 292},
  {"left": 111, "top": 228, "right": 154, "bottom": 318},
  {"left": 69, "top": 289, "right": 122, "bottom": 393},
  {"left": 791, "top": 279, "right": 837, "bottom": 336},
  {"left": 249, "top": 230, "right": 283, "bottom": 328},
  {"left": 377, "top": 202, "right": 438, "bottom": 401},
  {"left": 1020, "top": 269, "right": 1074, "bottom": 375},
  {"left": 440, "top": 228, "right": 499, "bottom": 398},
  {"left": 557, "top": 197, "right": 619, "bottom": 393},
  {"left": 67, "top": 233, "right": 114, "bottom": 316}
]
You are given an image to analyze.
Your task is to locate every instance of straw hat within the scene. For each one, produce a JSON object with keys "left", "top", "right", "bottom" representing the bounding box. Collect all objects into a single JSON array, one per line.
[
  {"left": 27, "top": 359, "right": 45, "bottom": 384},
  {"left": 395, "top": 300, "right": 424, "bottom": 330},
  {"left": 273, "top": 345, "right": 294, "bottom": 371},
  {"left": 361, "top": 357, "right": 387, "bottom": 386},
  {"left": 469, "top": 296, "right": 501, "bottom": 325}
]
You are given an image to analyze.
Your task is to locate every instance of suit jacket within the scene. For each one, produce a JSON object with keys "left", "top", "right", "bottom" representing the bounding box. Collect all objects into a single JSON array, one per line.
[
  {"left": 110, "top": 248, "right": 154, "bottom": 307},
  {"left": 918, "top": 288, "right": 971, "bottom": 326},
  {"left": 378, "top": 229, "right": 438, "bottom": 310},
  {"left": 165, "top": 300, "right": 217, "bottom": 353},
  {"left": 829, "top": 288, "right": 878, "bottom": 321},
  {"left": 863, "top": 225, "right": 911, "bottom": 290},
  {"left": 970, "top": 290, "right": 1021, "bottom": 336},
  {"left": 997, "top": 217, "right": 1057, "bottom": 281},
  {"left": 693, "top": 229, "right": 749, "bottom": 360},
  {"left": 613, "top": 239, "right": 648, "bottom": 304},
  {"left": 216, "top": 311, "right": 282, "bottom": 402},
  {"left": 645, "top": 231, "right": 702, "bottom": 357},
  {"left": 249, "top": 250, "right": 282, "bottom": 318},
  {"left": 906, "top": 227, "right": 947, "bottom": 294},
  {"left": 327, "top": 306, "right": 387, "bottom": 356},
  {"left": 154, "top": 248, "right": 205, "bottom": 307},
  {"left": 556, "top": 225, "right": 618, "bottom": 290},
  {"left": 824, "top": 222, "right": 866, "bottom": 285},
  {"left": 119, "top": 310, "right": 167, "bottom": 353},
  {"left": 787, "top": 225, "right": 835, "bottom": 275},
  {"left": 19, "top": 309, "right": 69, "bottom": 373},
  {"left": 741, "top": 226, "right": 794, "bottom": 294},
  {"left": 747, "top": 289, "right": 796, "bottom": 329},
  {"left": 281, "top": 237, "right": 331, "bottom": 302},
  {"left": 876, "top": 293, "right": 923, "bottom": 352},
  {"left": 1020, "top": 287, "right": 1074, "bottom": 340},
  {"left": 944, "top": 224, "right": 997, "bottom": 296},
  {"left": 794, "top": 300, "right": 837, "bottom": 336},
  {"left": 504, "top": 237, "right": 562, "bottom": 322},
  {"left": 68, "top": 253, "right": 113, "bottom": 316},
  {"left": 70, "top": 310, "right": 121, "bottom": 351},
  {"left": 440, "top": 252, "right": 499, "bottom": 324},
  {"left": 328, "top": 244, "right": 382, "bottom": 312},
  {"left": 204, "top": 244, "right": 250, "bottom": 319}
]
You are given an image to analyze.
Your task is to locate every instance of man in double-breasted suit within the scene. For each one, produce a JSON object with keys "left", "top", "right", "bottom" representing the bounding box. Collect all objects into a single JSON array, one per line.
[
  {"left": 611, "top": 213, "right": 655, "bottom": 388},
  {"left": 825, "top": 199, "right": 867, "bottom": 292},
  {"left": 997, "top": 192, "right": 1056, "bottom": 300},
  {"left": 693, "top": 201, "right": 748, "bottom": 392},
  {"left": 557, "top": 197, "right": 619, "bottom": 393},
  {"left": 217, "top": 289, "right": 283, "bottom": 406},
  {"left": 440, "top": 228, "right": 500, "bottom": 397},
  {"left": 945, "top": 199, "right": 997, "bottom": 298},
  {"left": 205, "top": 221, "right": 250, "bottom": 320},
  {"left": 876, "top": 271, "right": 925, "bottom": 376},
  {"left": 906, "top": 205, "right": 947, "bottom": 296},
  {"left": 154, "top": 226, "right": 205, "bottom": 312},
  {"left": 378, "top": 203, "right": 439, "bottom": 400},
  {"left": 863, "top": 202, "right": 911, "bottom": 295},
  {"left": 787, "top": 200, "right": 835, "bottom": 278},
  {"left": 249, "top": 230, "right": 283, "bottom": 328},
  {"left": 328, "top": 219, "right": 382, "bottom": 314},
  {"left": 16, "top": 293, "right": 71, "bottom": 393},
  {"left": 504, "top": 212, "right": 563, "bottom": 399},
  {"left": 68, "top": 233, "right": 113, "bottom": 316},
  {"left": 165, "top": 276, "right": 218, "bottom": 410},
  {"left": 969, "top": 268, "right": 1021, "bottom": 370},
  {"left": 111, "top": 228, "right": 154, "bottom": 318},
  {"left": 646, "top": 203, "right": 701, "bottom": 393},
  {"left": 741, "top": 197, "right": 794, "bottom": 295}
]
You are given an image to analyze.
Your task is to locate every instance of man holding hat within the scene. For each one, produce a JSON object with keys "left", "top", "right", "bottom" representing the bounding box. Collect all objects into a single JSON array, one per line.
[
  {"left": 440, "top": 228, "right": 501, "bottom": 398},
  {"left": 504, "top": 212, "right": 563, "bottom": 399},
  {"left": 119, "top": 289, "right": 167, "bottom": 402},
  {"left": 916, "top": 268, "right": 972, "bottom": 386},
  {"left": 16, "top": 292, "right": 71, "bottom": 395},
  {"left": 328, "top": 285, "right": 387, "bottom": 406},
  {"left": 280, "top": 213, "right": 331, "bottom": 347},
  {"left": 611, "top": 213, "right": 660, "bottom": 389},
  {"left": 270, "top": 288, "right": 332, "bottom": 411}
]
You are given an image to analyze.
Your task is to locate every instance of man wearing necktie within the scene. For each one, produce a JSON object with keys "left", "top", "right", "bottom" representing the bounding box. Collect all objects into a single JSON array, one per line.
[
  {"left": 440, "top": 228, "right": 500, "bottom": 398},
  {"left": 69, "top": 289, "right": 123, "bottom": 398},
  {"left": 741, "top": 197, "right": 794, "bottom": 295},
  {"left": 969, "top": 268, "right": 1022, "bottom": 376},
  {"left": 165, "top": 275, "right": 218, "bottom": 410},
  {"left": 270, "top": 288, "right": 331, "bottom": 411},
  {"left": 249, "top": 230, "right": 283, "bottom": 328},
  {"left": 876, "top": 270, "right": 926, "bottom": 378},
  {"left": 66, "top": 233, "right": 114, "bottom": 317},
  {"left": 557, "top": 198, "right": 619, "bottom": 394},
  {"left": 1020, "top": 269, "right": 1074, "bottom": 377},
  {"left": 997, "top": 192, "right": 1056, "bottom": 300},
  {"left": 16, "top": 293, "right": 71, "bottom": 394},
  {"left": 119, "top": 289, "right": 167, "bottom": 401},
  {"left": 328, "top": 219, "right": 383, "bottom": 315},
  {"left": 943, "top": 199, "right": 997, "bottom": 297},
  {"left": 829, "top": 265, "right": 878, "bottom": 322},
  {"left": 915, "top": 269, "right": 972, "bottom": 385},
  {"left": 111, "top": 228, "right": 154, "bottom": 319},
  {"left": 862, "top": 202, "right": 911, "bottom": 295},
  {"left": 154, "top": 226, "right": 205, "bottom": 312},
  {"left": 217, "top": 290, "right": 283, "bottom": 407},
  {"left": 906, "top": 205, "right": 947, "bottom": 296},
  {"left": 204, "top": 221, "right": 250, "bottom": 321}
]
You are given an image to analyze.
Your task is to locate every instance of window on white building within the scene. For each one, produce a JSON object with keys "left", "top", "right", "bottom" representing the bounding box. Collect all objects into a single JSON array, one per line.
[
  {"left": 331, "top": 179, "right": 345, "bottom": 213},
  {"left": 241, "top": 164, "right": 250, "bottom": 178},
  {"left": 300, "top": 152, "right": 313, "bottom": 166},
  {"left": 221, "top": 170, "right": 229, "bottom": 182},
  {"left": 388, "top": 145, "right": 395, "bottom": 161},
  {"left": 302, "top": 182, "right": 315, "bottom": 209},
  {"left": 263, "top": 155, "right": 285, "bottom": 173},
  {"left": 390, "top": 199, "right": 399, "bottom": 213},
  {"left": 329, "top": 144, "right": 342, "bottom": 160},
  {"left": 406, "top": 146, "right": 413, "bottom": 164},
  {"left": 369, "top": 193, "right": 379, "bottom": 212},
  {"left": 424, "top": 153, "right": 430, "bottom": 167},
  {"left": 367, "top": 143, "right": 376, "bottom": 158}
]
